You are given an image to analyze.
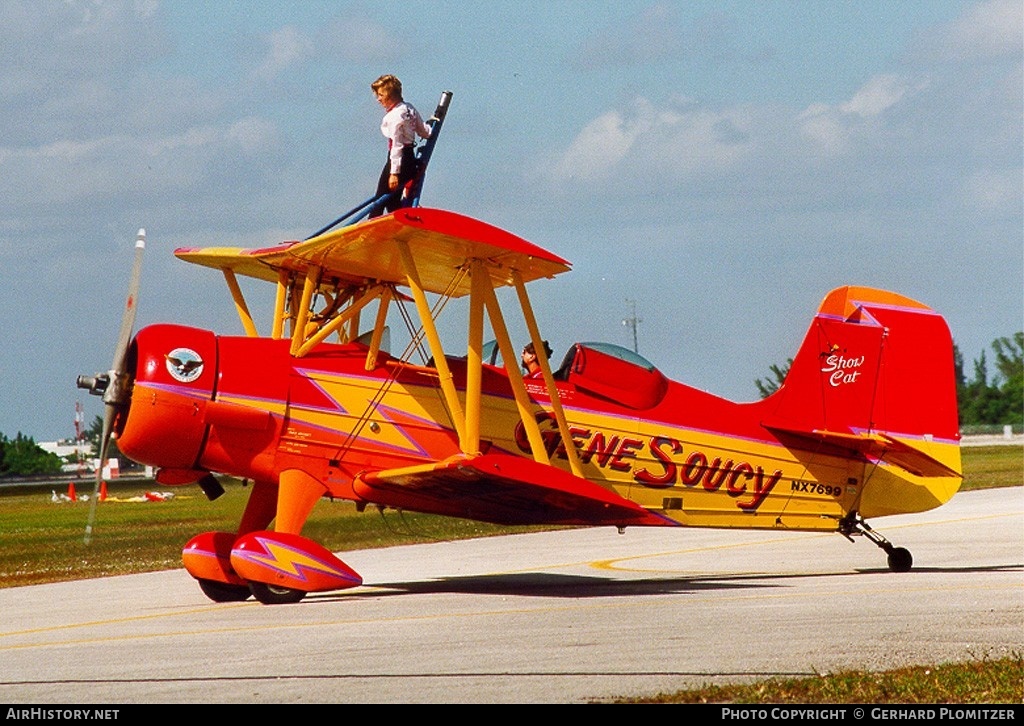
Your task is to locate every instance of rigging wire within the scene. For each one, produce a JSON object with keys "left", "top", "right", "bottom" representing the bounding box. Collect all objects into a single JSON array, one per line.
[{"left": 328, "top": 264, "right": 470, "bottom": 463}]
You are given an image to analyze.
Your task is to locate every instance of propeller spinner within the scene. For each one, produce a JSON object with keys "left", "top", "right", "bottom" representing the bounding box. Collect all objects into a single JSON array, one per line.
[{"left": 76, "top": 228, "right": 145, "bottom": 544}]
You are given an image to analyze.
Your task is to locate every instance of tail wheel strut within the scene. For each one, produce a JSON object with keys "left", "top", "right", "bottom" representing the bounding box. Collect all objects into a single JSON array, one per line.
[{"left": 838, "top": 512, "right": 914, "bottom": 573}]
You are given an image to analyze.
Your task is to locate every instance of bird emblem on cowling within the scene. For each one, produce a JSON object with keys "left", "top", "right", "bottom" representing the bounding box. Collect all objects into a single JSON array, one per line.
[{"left": 165, "top": 348, "right": 204, "bottom": 383}]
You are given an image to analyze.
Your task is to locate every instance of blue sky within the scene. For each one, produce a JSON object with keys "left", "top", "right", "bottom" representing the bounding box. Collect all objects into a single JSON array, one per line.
[{"left": 1, "top": 0, "right": 1021, "bottom": 441}]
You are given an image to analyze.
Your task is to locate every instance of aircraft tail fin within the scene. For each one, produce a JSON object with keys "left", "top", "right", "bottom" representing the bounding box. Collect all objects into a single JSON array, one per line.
[{"left": 761, "top": 286, "right": 960, "bottom": 477}]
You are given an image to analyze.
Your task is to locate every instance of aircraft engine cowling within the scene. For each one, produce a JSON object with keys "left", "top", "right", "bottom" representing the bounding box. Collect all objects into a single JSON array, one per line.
[{"left": 116, "top": 324, "right": 218, "bottom": 469}]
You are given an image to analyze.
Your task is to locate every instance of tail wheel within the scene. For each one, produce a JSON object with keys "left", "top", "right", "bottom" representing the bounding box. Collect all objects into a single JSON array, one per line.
[
  {"left": 249, "top": 581, "right": 307, "bottom": 605},
  {"left": 887, "top": 547, "right": 913, "bottom": 573},
  {"left": 839, "top": 512, "right": 915, "bottom": 573},
  {"left": 198, "top": 579, "right": 252, "bottom": 602}
]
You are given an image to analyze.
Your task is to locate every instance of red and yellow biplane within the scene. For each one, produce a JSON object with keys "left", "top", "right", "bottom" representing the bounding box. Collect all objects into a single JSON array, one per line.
[{"left": 77, "top": 96, "right": 961, "bottom": 604}]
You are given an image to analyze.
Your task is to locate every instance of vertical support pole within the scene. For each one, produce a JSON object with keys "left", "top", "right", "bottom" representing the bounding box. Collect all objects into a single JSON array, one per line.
[
  {"left": 513, "top": 271, "right": 584, "bottom": 477},
  {"left": 295, "top": 285, "right": 383, "bottom": 357},
  {"left": 464, "top": 260, "right": 487, "bottom": 456},
  {"left": 395, "top": 239, "right": 466, "bottom": 448},
  {"left": 272, "top": 270, "right": 289, "bottom": 340},
  {"left": 345, "top": 306, "right": 361, "bottom": 344},
  {"left": 237, "top": 479, "right": 279, "bottom": 535},
  {"left": 290, "top": 267, "right": 318, "bottom": 356},
  {"left": 479, "top": 275, "right": 550, "bottom": 466},
  {"left": 366, "top": 287, "right": 392, "bottom": 370},
  {"left": 223, "top": 269, "right": 259, "bottom": 337}
]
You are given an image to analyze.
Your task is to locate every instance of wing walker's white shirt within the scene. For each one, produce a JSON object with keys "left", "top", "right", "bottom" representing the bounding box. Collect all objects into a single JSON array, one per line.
[{"left": 381, "top": 101, "right": 430, "bottom": 175}]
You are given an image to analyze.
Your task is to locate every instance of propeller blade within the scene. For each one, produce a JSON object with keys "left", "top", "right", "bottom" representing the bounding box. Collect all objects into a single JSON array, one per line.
[
  {"left": 84, "top": 404, "right": 116, "bottom": 544},
  {"left": 108, "top": 229, "right": 145, "bottom": 401},
  {"left": 84, "top": 228, "right": 145, "bottom": 544}
]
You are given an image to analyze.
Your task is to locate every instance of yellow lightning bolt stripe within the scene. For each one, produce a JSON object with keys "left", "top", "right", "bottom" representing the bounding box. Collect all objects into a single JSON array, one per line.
[
  {"left": 289, "top": 371, "right": 456, "bottom": 456},
  {"left": 243, "top": 539, "right": 347, "bottom": 581}
]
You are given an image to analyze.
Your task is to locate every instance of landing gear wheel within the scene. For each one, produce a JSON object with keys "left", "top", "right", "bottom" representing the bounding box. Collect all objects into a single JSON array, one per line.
[
  {"left": 249, "top": 581, "right": 307, "bottom": 605},
  {"left": 887, "top": 547, "right": 913, "bottom": 573},
  {"left": 198, "top": 579, "right": 252, "bottom": 602},
  {"left": 839, "top": 512, "right": 915, "bottom": 573}
]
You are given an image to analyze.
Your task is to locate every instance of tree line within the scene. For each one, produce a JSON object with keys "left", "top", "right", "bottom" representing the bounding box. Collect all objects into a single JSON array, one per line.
[
  {"left": 2, "top": 334, "right": 1021, "bottom": 477},
  {"left": 955, "top": 333, "right": 1023, "bottom": 429},
  {"left": 0, "top": 432, "right": 64, "bottom": 478}
]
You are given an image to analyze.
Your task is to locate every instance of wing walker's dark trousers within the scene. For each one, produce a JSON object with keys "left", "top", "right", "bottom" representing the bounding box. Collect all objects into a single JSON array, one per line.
[{"left": 371, "top": 146, "right": 419, "bottom": 217}]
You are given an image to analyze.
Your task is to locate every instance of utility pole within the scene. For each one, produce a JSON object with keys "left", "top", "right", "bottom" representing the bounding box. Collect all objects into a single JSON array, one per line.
[
  {"left": 74, "top": 401, "right": 86, "bottom": 478},
  {"left": 622, "top": 299, "right": 641, "bottom": 354}
]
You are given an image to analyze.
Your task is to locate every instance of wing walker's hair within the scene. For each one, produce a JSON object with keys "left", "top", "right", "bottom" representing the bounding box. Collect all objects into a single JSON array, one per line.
[{"left": 371, "top": 74, "right": 403, "bottom": 99}]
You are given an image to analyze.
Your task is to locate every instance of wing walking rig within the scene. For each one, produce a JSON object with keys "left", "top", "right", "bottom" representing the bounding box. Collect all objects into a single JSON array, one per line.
[{"left": 78, "top": 91, "right": 963, "bottom": 604}]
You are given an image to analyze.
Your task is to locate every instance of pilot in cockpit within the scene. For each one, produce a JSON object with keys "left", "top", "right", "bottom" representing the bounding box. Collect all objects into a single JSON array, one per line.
[{"left": 521, "top": 340, "right": 553, "bottom": 379}]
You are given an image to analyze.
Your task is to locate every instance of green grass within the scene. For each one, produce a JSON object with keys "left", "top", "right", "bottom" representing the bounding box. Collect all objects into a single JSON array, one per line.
[
  {"left": 961, "top": 445, "right": 1024, "bottom": 489},
  {"left": 603, "top": 656, "right": 1023, "bottom": 704}
]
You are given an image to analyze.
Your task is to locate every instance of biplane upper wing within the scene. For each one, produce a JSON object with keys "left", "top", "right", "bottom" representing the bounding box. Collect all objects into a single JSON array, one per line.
[
  {"left": 174, "top": 207, "right": 571, "bottom": 294},
  {"left": 354, "top": 452, "right": 676, "bottom": 528}
]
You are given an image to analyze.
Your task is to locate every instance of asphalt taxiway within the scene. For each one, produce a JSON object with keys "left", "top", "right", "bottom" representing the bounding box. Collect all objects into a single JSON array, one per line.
[{"left": 0, "top": 487, "right": 1021, "bottom": 703}]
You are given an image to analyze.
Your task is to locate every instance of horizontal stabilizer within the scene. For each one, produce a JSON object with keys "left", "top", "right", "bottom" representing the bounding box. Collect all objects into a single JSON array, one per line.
[
  {"left": 355, "top": 453, "right": 675, "bottom": 528},
  {"left": 766, "top": 426, "right": 961, "bottom": 478}
]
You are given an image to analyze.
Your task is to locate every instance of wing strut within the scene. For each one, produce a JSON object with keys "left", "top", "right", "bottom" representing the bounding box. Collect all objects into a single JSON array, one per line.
[
  {"left": 476, "top": 270, "right": 550, "bottom": 466},
  {"left": 222, "top": 269, "right": 259, "bottom": 337},
  {"left": 513, "top": 270, "right": 584, "bottom": 477},
  {"left": 396, "top": 238, "right": 467, "bottom": 448}
]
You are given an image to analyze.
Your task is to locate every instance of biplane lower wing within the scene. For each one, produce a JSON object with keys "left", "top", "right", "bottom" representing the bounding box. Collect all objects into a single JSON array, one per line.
[{"left": 354, "top": 453, "right": 677, "bottom": 528}]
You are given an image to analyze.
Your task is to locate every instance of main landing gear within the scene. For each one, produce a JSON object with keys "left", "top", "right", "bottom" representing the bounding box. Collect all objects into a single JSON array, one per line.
[
  {"left": 183, "top": 530, "right": 363, "bottom": 605},
  {"left": 838, "top": 512, "right": 914, "bottom": 573}
]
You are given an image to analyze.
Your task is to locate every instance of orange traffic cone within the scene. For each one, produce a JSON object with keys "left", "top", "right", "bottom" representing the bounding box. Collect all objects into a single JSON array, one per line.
[
  {"left": 99, "top": 481, "right": 108, "bottom": 502},
  {"left": 67, "top": 482, "right": 77, "bottom": 502}
]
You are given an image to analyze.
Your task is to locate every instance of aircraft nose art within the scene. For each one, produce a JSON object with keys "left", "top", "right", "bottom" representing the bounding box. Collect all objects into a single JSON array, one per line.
[{"left": 117, "top": 324, "right": 218, "bottom": 468}]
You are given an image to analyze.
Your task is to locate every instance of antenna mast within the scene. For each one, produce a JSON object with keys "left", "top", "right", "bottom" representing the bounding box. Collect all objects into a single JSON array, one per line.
[{"left": 622, "top": 299, "right": 642, "bottom": 354}]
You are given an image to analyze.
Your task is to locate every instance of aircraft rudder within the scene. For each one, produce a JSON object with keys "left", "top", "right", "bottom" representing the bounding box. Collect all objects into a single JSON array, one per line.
[{"left": 764, "top": 286, "right": 960, "bottom": 444}]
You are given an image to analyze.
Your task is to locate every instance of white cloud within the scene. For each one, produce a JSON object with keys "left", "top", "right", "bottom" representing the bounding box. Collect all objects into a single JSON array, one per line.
[
  {"left": 914, "top": 0, "right": 1023, "bottom": 62},
  {"left": 797, "top": 103, "right": 849, "bottom": 154},
  {"left": 942, "top": 0, "right": 1022, "bottom": 58},
  {"left": 549, "top": 98, "right": 751, "bottom": 182},
  {"left": 0, "top": 114, "right": 283, "bottom": 240},
  {"left": 840, "top": 75, "right": 910, "bottom": 118},
  {"left": 962, "top": 168, "right": 1023, "bottom": 215},
  {"left": 550, "top": 110, "right": 640, "bottom": 181},
  {"left": 797, "top": 74, "right": 926, "bottom": 152},
  {"left": 253, "top": 25, "right": 313, "bottom": 82}
]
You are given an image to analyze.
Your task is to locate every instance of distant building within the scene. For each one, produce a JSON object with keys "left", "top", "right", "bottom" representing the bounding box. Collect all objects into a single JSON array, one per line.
[
  {"left": 38, "top": 440, "right": 91, "bottom": 459},
  {"left": 38, "top": 440, "right": 118, "bottom": 476}
]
